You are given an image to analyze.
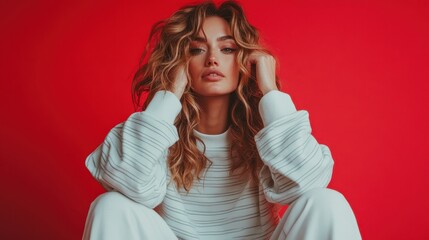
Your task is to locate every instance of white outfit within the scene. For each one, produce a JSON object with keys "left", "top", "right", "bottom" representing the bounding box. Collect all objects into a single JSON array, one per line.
[{"left": 83, "top": 90, "right": 361, "bottom": 239}]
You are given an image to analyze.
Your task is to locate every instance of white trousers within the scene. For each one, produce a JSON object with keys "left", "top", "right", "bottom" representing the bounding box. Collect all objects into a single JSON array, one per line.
[{"left": 83, "top": 188, "right": 361, "bottom": 240}]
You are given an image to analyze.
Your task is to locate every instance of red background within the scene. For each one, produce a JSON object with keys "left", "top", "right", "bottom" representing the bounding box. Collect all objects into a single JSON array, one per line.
[{"left": 1, "top": 0, "right": 428, "bottom": 239}]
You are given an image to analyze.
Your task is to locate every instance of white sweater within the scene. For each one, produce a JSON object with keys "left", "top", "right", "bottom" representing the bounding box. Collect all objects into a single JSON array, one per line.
[{"left": 86, "top": 90, "right": 334, "bottom": 239}]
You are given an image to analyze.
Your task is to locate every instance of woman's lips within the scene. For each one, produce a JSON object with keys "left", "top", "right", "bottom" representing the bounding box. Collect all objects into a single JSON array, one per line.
[{"left": 202, "top": 70, "right": 224, "bottom": 81}]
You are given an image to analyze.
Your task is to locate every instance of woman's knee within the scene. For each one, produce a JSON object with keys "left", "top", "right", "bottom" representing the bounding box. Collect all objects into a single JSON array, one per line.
[
  {"left": 290, "top": 188, "right": 353, "bottom": 218},
  {"left": 278, "top": 188, "right": 361, "bottom": 239},
  {"left": 292, "top": 188, "right": 360, "bottom": 228},
  {"left": 89, "top": 191, "right": 139, "bottom": 217},
  {"left": 299, "top": 188, "right": 346, "bottom": 207},
  {"left": 84, "top": 192, "right": 177, "bottom": 239}
]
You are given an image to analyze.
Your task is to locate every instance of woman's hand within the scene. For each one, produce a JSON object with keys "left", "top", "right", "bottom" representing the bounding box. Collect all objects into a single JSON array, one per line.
[
  {"left": 248, "top": 51, "right": 278, "bottom": 95},
  {"left": 171, "top": 65, "right": 188, "bottom": 99}
]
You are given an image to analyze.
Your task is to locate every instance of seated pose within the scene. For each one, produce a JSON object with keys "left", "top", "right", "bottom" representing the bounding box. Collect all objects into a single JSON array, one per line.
[{"left": 83, "top": 1, "right": 361, "bottom": 239}]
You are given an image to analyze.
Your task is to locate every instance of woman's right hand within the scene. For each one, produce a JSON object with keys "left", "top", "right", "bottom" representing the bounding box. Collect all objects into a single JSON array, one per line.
[{"left": 171, "top": 65, "right": 188, "bottom": 100}]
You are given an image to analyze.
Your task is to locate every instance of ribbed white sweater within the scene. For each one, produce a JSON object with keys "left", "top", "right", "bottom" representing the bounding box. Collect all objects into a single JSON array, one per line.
[{"left": 86, "top": 90, "right": 334, "bottom": 239}]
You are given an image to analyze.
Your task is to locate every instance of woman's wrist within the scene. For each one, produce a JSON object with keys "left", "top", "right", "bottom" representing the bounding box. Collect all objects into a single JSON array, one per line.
[
  {"left": 261, "top": 85, "right": 279, "bottom": 95},
  {"left": 171, "top": 66, "right": 188, "bottom": 100}
]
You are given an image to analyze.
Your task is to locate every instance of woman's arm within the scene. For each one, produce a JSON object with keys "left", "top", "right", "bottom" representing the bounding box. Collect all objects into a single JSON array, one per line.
[
  {"left": 248, "top": 51, "right": 333, "bottom": 205},
  {"left": 85, "top": 91, "right": 182, "bottom": 209},
  {"left": 255, "top": 90, "right": 334, "bottom": 205}
]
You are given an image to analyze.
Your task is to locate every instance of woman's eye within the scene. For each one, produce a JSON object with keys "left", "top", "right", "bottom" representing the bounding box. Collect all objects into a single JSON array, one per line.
[
  {"left": 190, "top": 48, "right": 204, "bottom": 55},
  {"left": 222, "top": 48, "right": 236, "bottom": 54}
]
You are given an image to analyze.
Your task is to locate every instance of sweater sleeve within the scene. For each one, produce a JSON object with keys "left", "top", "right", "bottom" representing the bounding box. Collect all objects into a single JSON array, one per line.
[
  {"left": 255, "top": 90, "right": 334, "bottom": 205},
  {"left": 85, "top": 91, "right": 181, "bottom": 208}
]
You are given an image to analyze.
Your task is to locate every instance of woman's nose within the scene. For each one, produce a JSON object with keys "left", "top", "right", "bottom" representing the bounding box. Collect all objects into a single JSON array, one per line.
[{"left": 206, "top": 56, "right": 218, "bottom": 67}]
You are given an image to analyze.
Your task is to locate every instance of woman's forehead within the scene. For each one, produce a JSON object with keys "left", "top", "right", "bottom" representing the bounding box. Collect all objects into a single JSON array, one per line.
[{"left": 193, "top": 16, "right": 233, "bottom": 41}]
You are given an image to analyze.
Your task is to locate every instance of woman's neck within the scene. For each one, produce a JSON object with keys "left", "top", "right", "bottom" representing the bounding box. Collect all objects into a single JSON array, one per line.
[{"left": 195, "top": 94, "right": 231, "bottom": 135}]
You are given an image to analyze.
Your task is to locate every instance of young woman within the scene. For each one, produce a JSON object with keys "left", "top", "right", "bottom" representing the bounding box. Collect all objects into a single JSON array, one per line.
[{"left": 83, "top": 1, "right": 361, "bottom": 239}]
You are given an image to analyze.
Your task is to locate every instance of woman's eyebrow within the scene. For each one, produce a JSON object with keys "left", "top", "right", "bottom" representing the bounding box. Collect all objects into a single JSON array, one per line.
[
  {"left": 218, "top": 35, "right": 234, "bottom": 41},
  {"left": 191, "top": 35, "right": 234, "bottom": 42}
]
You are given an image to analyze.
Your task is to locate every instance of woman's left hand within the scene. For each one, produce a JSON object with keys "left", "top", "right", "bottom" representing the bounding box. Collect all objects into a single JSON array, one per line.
[{"left": 248, "top": 51, "right": 278, "bottom": 95}]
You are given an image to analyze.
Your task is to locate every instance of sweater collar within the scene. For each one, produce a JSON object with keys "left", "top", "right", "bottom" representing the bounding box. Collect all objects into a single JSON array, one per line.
[{"left": 193, "top": 128, "right": 231, "bottom": 148}]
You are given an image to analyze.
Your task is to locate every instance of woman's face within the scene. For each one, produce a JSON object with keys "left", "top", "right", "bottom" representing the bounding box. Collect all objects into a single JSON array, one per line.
[{"left": 188, "top": 16, "right": 240, "bottom": 97}]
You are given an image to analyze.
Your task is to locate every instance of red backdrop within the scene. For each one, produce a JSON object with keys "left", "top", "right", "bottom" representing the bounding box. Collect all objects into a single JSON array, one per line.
[{"left": 1, "top": 0, "right": 428, "bottom": 239}]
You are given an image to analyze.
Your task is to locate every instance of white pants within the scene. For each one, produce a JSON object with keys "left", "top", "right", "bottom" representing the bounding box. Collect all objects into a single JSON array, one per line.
[{"left": 83, "top": 188, "right": 361, "bottom": 240}]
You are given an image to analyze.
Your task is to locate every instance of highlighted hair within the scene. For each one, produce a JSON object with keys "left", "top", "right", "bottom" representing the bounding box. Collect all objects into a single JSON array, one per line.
[{"left": 132, "top": 1, "right": 280, "bottom": 191}]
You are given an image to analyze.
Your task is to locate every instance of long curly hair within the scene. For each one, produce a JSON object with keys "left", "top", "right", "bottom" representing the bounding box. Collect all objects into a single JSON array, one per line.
[{"left": 132, "top": 0, "right": 280, "bottom": 191}]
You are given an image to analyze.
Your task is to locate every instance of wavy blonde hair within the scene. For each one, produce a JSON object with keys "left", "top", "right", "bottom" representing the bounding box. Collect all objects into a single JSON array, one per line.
[{"left": 132, "top": 0, "right": 280, "bottom": 191}]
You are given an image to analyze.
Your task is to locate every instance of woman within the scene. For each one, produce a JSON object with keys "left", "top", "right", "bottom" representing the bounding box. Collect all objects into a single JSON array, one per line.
[{"left": 83, "top": 1, "right": 361, "bottom": 239}]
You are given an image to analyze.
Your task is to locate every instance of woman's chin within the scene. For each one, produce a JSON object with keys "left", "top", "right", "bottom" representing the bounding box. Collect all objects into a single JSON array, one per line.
[{"left": 193, "top": 90, "right": 236, "bottom": 98}]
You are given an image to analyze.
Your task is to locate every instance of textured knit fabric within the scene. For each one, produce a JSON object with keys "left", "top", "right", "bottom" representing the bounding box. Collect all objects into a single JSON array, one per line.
[{"left": 85, "top": 90, "right": 334, "bottom": 239}]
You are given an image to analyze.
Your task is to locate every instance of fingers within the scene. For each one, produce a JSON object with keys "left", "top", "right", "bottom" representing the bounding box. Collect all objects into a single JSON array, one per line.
[
  {"left": 248, "top": 50, "right": 276, "bottom": 64},
  {"left": 247, "top": 51, "right": 278, "bottom": 95}
]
